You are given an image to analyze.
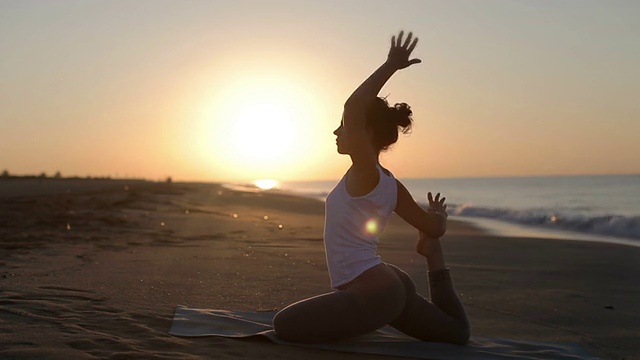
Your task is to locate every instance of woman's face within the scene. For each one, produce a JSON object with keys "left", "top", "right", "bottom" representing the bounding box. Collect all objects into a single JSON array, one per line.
[
  {"left": 333, "top": 118, "right": 349, "bottom": 155},
  {"left": 333, "top": 123, "right": 348, "bottom": 154},
  {"left": 334, "top": 114, "right": 377, "bottom": 155}
]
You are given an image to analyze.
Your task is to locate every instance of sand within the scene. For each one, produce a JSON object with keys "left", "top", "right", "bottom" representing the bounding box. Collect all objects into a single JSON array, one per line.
[{"left": 0, "top": 179, "right": 638, "bottom": 359}]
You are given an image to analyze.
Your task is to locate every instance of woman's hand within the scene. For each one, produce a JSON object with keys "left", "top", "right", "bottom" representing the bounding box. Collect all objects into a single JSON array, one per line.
[
  {"left": 424, "top": 192, "right": 448, "bottom": 238},
  {"left": 386, "top": 31, "right": 421, "bottom": 70},
  {"left": 428, "top": 192, "right": 448, "bottom": 216}
]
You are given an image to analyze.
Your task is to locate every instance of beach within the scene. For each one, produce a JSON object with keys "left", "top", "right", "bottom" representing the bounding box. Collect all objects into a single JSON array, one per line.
[{"left": 1, "top": 179, "right": 639, "bottom": 359}]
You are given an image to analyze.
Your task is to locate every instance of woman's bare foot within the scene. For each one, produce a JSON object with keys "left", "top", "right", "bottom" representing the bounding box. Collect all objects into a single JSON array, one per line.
[
  {"left": 416, "top": 231, "right": 447, "bottom": 271},
  {"left": 416, "top": 231, "right": 441, "bottom": 258}
]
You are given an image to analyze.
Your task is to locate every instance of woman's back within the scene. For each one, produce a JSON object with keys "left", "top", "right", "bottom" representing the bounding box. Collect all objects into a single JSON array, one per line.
[{"left": 324, "top": 164, "right": 397, "bottom": 288}]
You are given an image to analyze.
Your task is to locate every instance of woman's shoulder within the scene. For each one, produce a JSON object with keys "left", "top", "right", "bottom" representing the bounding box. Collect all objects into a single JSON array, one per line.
[
  {"left": 344, "top": 164, "right": 380, "bottom": 198},
  {"left": 378, "top": 164, "right": 393, "bottom": 178},
  {"left": 344, "top": 163, "right": 396, "bottom": 199}
]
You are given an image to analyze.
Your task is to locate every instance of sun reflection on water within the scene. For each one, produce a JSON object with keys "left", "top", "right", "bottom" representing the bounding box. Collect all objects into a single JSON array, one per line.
[{"left": 254, "top": 179, "right": 280, "bottom": 190}]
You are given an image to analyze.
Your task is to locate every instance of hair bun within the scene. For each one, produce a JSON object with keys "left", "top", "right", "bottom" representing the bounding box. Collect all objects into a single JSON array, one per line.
[{"left": 391, "top": 102, "right": 413, "bottom": 133}]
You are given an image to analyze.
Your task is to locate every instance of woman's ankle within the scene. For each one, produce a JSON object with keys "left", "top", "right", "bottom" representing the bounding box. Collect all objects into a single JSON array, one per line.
[{"left": 417, "top": 233, "right": 447, "bottom": 271}]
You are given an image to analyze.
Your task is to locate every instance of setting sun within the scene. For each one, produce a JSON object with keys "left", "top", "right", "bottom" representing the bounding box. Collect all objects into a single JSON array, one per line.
[
  {"left": 196, "top": 65, "right": 336, "bottom": 181},
  {"left": 229, "top": 101, "right": 295, "bottom": 162}
]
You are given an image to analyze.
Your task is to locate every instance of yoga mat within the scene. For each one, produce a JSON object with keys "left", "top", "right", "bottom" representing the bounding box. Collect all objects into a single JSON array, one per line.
[{"left": 169, "top": 305, "right": 599, "bottom": 360}]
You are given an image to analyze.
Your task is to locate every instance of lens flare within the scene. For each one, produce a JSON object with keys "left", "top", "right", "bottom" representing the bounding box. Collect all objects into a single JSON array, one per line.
[{"left": 365, "top": 219, "right": 379, "bottom": 234}]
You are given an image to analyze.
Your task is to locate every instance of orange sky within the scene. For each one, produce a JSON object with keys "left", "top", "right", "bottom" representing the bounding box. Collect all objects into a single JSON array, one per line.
[{"left": 1, "top": 1, "right": 639, "bottom": 182}]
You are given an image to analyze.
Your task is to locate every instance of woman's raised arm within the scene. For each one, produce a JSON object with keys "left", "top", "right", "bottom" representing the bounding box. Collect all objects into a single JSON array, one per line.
[{"left": 343, "top": 31, "right": 421, "bottom": 132}]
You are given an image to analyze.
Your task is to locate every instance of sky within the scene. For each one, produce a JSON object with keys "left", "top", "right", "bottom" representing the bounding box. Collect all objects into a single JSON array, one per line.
[{"left": 1, "top": 0, "right": 639, "bottom": 182}]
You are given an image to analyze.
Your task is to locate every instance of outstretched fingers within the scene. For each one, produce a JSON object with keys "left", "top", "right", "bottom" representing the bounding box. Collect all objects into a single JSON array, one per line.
[
  {"left": 388, "top": 30, "right": 422, "bottom": 69},
  {"left": 396, "top": 30, "right": 404, "bottom": 47},
  {"left": 429, "top": 192, "right": 441, "bottom": 204},
  {"left": 393, "top": 31, "right": 417, "bottom": 51},
  {"left": 428, "top": 192, "right": 448, "bottom": 213},
  {"left": 402, "top": 32, "right": 413, "bottom": 48},
  {"left": 439, "top": 196, "right": 446, "bottom": 206},
  {"left": 407, "top": 36, "right": 419, "bottom": 53}
]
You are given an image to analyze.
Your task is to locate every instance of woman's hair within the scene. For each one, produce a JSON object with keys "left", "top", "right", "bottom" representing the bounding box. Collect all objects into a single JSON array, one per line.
[{"left": 366, "top": 97, "right": 413, "bottom": 152}]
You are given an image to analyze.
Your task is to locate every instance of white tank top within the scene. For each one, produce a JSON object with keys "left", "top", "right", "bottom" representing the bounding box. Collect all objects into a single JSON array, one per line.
[{"left": 323, "top": 164, "right": 398, "bottom": 288}]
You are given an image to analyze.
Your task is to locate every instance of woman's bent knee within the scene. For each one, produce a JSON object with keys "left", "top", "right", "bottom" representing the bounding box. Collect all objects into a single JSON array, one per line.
[
  {"left": 273, "top": 309, "right": 296, "bottom": 342},
  {"left": 272, "top": 308, "right": 298, "bottom": 342},
  {"left": 450, "top": 321, "right": 471, "bottom": 345}
]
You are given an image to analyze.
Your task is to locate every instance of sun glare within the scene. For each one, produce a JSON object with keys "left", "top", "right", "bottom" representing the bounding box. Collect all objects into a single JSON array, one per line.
[
  {"left": 230, "top": 102, "right": 295, "bottom": 161},
  {"left": 254, "top": 179, "right": 279, "bottom": 190},
  {"left": 200, "top": 69, "right": 331, "bottom": 181}
]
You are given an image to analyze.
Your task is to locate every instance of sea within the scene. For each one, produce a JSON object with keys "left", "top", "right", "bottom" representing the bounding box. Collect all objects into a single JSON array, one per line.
[{"left": 265, "top": 174, "right": 640, "bottom": 248}]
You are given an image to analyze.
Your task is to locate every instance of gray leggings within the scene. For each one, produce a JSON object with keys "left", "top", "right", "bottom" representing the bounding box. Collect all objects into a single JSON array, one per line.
[{"left": 273, "top": 263, "right": 470, "bottom": 344}]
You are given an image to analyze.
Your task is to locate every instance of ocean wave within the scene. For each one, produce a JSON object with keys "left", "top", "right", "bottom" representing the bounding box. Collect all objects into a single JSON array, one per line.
[{"left": 446, "top": 203, "right": 640, "bottom": 240}]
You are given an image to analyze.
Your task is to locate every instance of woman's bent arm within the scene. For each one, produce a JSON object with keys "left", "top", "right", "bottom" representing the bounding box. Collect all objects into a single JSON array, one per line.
[{"left": 394, "top": 180, "right": 447, "bottom": 238}]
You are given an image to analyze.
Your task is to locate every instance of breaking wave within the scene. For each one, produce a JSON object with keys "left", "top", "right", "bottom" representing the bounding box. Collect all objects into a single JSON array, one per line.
[{"left": 447, "top": 203, "right": 640, "bottom": 240}]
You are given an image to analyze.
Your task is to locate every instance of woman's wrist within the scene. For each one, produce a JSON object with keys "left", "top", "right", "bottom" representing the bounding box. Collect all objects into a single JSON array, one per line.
[{"left": 381, "top": 60, "right": 400, "bottom": 72}]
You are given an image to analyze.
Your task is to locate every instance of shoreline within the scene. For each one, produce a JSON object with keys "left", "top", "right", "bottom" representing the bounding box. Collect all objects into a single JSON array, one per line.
[
  {"left": 257, "top": 182, "right": 640, "bottom": 250},
  {"left": 1, "top": 179, "right": 638, "bottom": 359},
  {"left": 458, "top": 216, "right": 640, "bottom": 249},
  {"left": 274, "top": 176, "right": 640, "bottom": 247},
  {"left": 6, "top": 176, "right": 635, "bottom": 250}
]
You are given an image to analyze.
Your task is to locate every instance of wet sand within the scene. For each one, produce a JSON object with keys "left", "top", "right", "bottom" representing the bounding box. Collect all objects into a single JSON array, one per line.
[{"left": 1, "top": 179, "right": 638, "bottom": 359}]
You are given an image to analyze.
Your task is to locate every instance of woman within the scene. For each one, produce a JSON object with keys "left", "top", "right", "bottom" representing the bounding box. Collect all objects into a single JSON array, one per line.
[{"left": 273, "top": 31, "right": 470, "bottom": 345}]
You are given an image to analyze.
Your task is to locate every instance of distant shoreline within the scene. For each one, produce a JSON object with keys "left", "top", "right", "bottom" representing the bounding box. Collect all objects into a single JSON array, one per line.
[
  {"left": 0, "top": 177, "right": 154, "bottom": 198},
  {"left": 3, "top": 177, "right": 639, "bottom": 249}
]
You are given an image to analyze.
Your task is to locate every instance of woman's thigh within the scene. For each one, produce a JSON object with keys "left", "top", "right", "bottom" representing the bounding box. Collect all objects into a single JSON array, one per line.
[
  {"left": 273, "top": 263, "right": 406, "bottom": 343},
  {"left": 273, "top": 290, "right": 361, "bottom": 342}
]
